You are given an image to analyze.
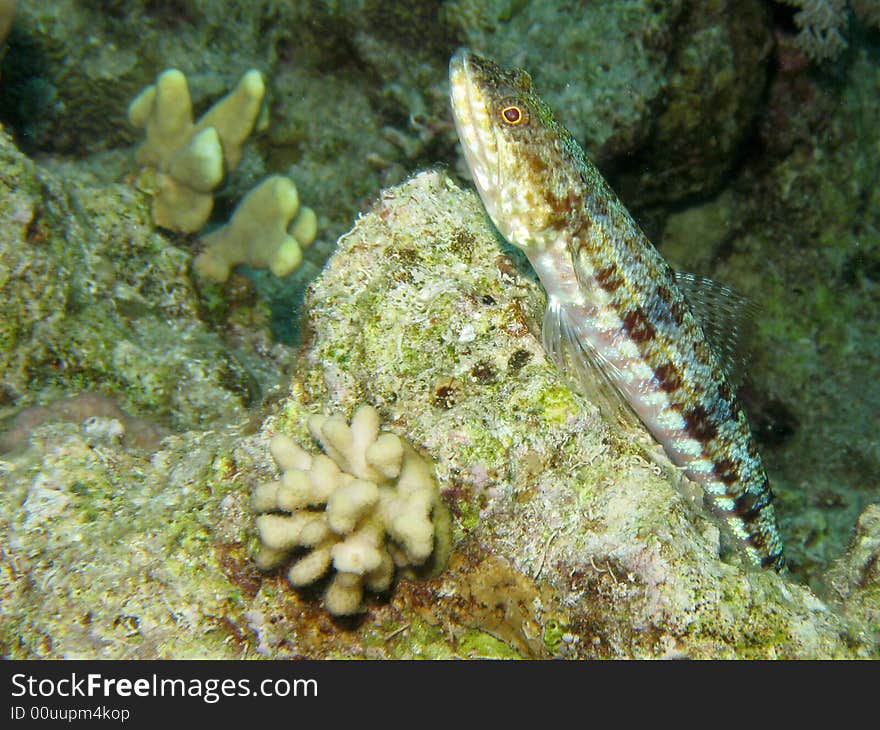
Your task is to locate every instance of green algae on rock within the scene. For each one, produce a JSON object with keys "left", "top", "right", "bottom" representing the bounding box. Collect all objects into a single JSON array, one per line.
[
  {"left": 0, "top": 126, "right": 293, "bottom": 436},
  {"left": 279, "top": 170, "right": 878, "bottom": 658},
  {"left": 0, "top": 424, "right": 256, "bottom": 658}
]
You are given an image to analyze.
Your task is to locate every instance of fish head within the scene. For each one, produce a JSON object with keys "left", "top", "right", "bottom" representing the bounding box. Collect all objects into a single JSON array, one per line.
[{"left": 449, "top": 48, "right": 584, "bottom": 253}]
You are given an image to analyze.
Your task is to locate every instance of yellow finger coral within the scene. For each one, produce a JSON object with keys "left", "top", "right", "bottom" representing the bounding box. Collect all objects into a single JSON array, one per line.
[
  {"left": 253, "top": 405, "right": 451, "bottom": 616},
  {"left": 193, "top": 175, "right": 318, "bottom": 282},
  {"left": 128, "top": 68, "right": 265, "bottom": 232}
]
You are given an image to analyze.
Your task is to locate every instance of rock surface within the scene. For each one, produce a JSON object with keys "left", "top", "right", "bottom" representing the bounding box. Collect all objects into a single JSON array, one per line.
[{"left": 4, "top": 169, "right": 876, "bottom": 659}]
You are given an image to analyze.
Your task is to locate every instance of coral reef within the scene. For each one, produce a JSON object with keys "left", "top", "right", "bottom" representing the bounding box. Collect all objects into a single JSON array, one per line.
[
  {"left": 2, "top": 1, "right": 779, "bottom": 256},
  {"left": 271, "top": 170, "right": 879, "bottom": 658},
  {"left": 0, "top": 1, "right": 282, "bottom": 154},
  {"left": 129, "top": 68, "right": 265, "bottom": 232},
  {"left": 1, "top": 165, "right": 878, "bottom": 658},
  {"left": 194, "top": 175, "right": 317, "bottom": 282},
  {"left": 0, "top": 0, "right": 878, "bottom": 661},
  {"left": 253, "top": 405, "right": 451, "bottom": 616},
  {"left": 0, "top": 126, "right": 293, "bottom": 434},
  {"left": 609, "top": 0, "right": 772, "bottom": 206},
  {"left": 0, "top": 421, "right": 253, "bottom": 659}
]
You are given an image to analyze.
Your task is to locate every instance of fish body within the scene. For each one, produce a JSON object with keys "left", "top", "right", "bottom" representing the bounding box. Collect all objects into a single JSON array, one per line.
[{"left": 449, "top": 49, "right": 784, "bottom": 570}]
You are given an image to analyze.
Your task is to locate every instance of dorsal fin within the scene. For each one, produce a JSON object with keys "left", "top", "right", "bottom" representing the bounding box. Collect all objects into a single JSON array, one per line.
[{"left": 674, "top": 272, "right": 756, "bottom": 386}]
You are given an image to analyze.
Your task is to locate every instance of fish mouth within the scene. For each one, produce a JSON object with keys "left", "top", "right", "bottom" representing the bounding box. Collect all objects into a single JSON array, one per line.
[{"left": 449, "top": 49, "right": 502, "bottom": 225}]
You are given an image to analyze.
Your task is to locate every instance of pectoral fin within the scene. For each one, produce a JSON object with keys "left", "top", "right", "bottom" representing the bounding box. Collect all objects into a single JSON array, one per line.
[{"left": 541, "top": 296, "right": 642, "bottom": 432}]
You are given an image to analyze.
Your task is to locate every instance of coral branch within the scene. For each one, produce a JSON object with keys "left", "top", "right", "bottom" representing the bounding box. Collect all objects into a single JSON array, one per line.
[{"left": 253, "top": 405, "right": 451, "bottom": 616}]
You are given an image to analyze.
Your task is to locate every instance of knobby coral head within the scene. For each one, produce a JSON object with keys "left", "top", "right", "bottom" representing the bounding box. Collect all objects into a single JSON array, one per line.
[{"left": 253, "top": 405, "right": 452, "bottom": 616}]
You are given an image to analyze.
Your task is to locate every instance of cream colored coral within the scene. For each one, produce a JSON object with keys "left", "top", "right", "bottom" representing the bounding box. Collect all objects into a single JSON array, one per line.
[
  {"left": 193, "top": 175, "right": 317, "bottom": 282},
  {"left": 253, "top": 405, "right": 451, "bottom": 616},
  {"left": 128, "top": 68, "right": 265, "bottom": 232}
]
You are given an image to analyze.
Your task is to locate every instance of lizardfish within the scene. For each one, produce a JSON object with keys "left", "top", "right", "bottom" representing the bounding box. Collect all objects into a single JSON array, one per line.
[{"left": 449, "top": 48, "right": 784, "bottom": 571}]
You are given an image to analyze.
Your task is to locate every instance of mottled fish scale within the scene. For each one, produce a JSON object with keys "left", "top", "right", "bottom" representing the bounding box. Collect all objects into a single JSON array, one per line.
[{"left": 449, "top": 49, "right": 784, "bottom": 570}]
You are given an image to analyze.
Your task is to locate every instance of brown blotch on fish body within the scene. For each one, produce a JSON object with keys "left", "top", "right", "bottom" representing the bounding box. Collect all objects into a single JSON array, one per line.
[
  {"left": 654, "top": 361, "right": 683, "bottom": 394},
  {"left": 761, "top": 551, "right": 785, "bottom": 569},
  {"left": 713, "top": 457, "right": 740, "bottom": 486},
  {"left": 732, "top": 488, "right": 772, "bottom": 521},
  {"left": 621, "top": 308, "right": 656, "bottom": 344},
  {"left": 716, "top": 379, "right": 734, "bottom": 405},
  {"left": 594, "top": 264, "right": 622, "bottom": 293},
  {"left": 669, "top": 298, "right": 688, "bottom": 327},
  {"left": 682, "top": 403, "right": 718, "bottom": 442}
]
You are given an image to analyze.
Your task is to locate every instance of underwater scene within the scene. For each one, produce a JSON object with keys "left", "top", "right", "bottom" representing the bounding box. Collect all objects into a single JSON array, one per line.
[{"left": 0, "top": 0, "right": 878, "bottom": 659}]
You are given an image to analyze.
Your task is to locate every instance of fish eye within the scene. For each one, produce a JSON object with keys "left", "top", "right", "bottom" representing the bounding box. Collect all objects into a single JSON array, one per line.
[{"left": 500, "top": 103, "right": 527, "bottom": 126}]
